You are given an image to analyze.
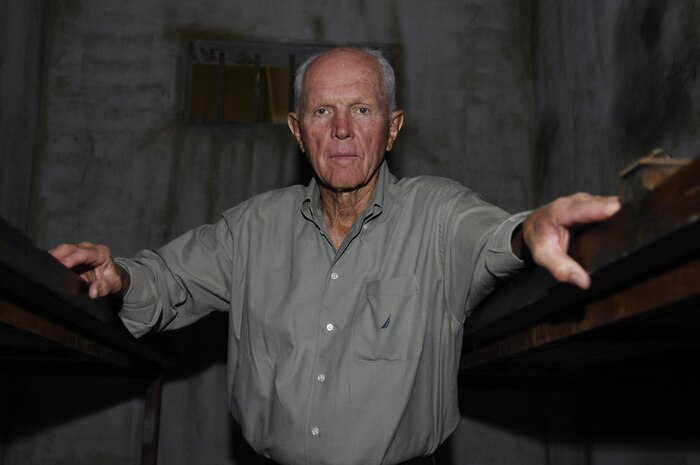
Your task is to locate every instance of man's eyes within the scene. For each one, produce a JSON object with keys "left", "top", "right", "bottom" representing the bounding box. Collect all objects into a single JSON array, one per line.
[{"left": 313, "top": 106, "right": 371, "bottom": 115}]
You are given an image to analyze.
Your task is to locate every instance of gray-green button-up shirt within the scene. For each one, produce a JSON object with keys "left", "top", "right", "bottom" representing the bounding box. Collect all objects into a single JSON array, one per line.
[{"left": 116, "top": 162, "right": 527, "bottom": 465}]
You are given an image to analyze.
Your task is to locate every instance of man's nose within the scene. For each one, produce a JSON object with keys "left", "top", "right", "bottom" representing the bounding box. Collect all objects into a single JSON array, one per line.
[{"left": 332, "top": 111, "right": 353, "bottom": 140}]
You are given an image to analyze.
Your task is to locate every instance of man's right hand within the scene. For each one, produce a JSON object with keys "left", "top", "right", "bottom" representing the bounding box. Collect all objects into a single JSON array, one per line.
[{"left": 49, "top": 242, "right": 130, "bottom": 299}]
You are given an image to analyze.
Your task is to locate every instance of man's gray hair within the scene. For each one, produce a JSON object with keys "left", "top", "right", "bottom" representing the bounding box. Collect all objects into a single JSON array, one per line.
[{"left": 293, "top": 47, "right": 397, "bottom": 115}]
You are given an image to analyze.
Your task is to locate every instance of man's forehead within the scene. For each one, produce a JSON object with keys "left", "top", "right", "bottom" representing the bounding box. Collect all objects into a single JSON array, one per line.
[
  {"left": 304, "top": 50, "right": 383, "bottom": 97},
  {"left": 311, "top": 48, "right": 378, "bottom": 69}
]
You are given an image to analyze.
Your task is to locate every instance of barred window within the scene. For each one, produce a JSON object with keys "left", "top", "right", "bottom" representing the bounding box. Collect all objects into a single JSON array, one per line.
[{"left": 186, "top": 41, "right": 330, "bottom": 125}]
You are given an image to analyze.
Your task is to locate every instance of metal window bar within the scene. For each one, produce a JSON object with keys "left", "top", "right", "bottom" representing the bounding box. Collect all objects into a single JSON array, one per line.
[
  {"left": 253, "top": 53, "right": 261, "bottom": 123},
  {"left": 217, "top": 51, "right": 225, "bottom": 123},
  {"left": 188, "top": 41, "right": 346, "bottom": 124}
]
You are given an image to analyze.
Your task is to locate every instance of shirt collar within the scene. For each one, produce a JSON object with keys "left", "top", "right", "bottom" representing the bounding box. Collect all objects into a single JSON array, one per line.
[{"left": 301, "top": 160, "right": 393, "bottom": 224}]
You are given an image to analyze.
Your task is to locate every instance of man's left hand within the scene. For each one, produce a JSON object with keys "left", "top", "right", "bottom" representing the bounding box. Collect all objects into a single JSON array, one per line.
[{"left": 519, "top": 193, "right": 621, "bottom": 289}]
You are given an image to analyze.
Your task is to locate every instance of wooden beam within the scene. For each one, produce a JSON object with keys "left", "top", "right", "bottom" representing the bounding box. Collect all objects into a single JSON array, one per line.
[
  {"left": 0, "top": 300, "right": 158, "bottom": 376},
  {"left": 461, "top": 257, "right": 700, "bottom": 370}
]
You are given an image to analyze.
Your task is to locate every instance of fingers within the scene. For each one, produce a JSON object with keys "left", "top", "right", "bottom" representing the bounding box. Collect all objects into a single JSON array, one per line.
[
  {"left": 50, "top": 242, "right": 111, "bottom": 270},
  {"left": 547, "top": 193, "right": 620, "bottom": 227},
  {"left": 49, "top": 242, "right": 122, "bottom": 298},
  {"left": 524, "top": 193, "right": 620, "bottom": 290},
  {"left": 533, "top": 239, "right": 591, "bottom": 289},
  {"left": 89, "top": 279, "right": 119, "bottom": 299}
]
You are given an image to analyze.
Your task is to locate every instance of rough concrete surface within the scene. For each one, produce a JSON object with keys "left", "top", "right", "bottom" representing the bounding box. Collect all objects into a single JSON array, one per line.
[{"left": 2, "top": 0, "right": 700, "bottom": 464}]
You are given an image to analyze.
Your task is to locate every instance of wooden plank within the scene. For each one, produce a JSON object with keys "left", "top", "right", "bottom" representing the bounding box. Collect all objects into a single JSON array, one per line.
[
  {"left": 0, "top": 217, "right": 171, "bottom": 465},
  {"left": 461, "top": 257, "right": 700, "bottom": 370},
  {"left": 0, "top": 300, "right": 158, "bottom": 376},
  {"left": 141, "top": 373, "right": 163, "bottom": 465},
  {"left": 0, "top": 216, "right": 172, "bottom": 367}
]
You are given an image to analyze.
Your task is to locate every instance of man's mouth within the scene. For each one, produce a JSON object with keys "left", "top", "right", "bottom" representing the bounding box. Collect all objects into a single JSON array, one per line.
[{"left": 328, "top": 153, "right": 358, "bottom": 162}]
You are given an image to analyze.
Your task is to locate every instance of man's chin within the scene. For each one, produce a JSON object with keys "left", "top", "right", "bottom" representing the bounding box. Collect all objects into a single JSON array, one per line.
[
  {"left": 319, "top": 176, "right": 366, "bottom": 193},
  {"left": 316, "top": 167, "right": 381, "bottom": 194},
  {"left": 324, "top": 183, "right": 362, "bottom": 193}
]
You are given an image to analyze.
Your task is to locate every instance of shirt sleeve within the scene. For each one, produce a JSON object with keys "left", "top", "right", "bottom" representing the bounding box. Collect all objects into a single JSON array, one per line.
[
  {"left": 115, "top": 216, "right": 234, "bottom": 338},
  {"left": 441, "top": 190, "right": 531, "bottom": 324}
]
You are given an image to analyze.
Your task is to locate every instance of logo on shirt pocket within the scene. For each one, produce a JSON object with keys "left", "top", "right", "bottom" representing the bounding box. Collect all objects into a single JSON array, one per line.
[{"left": 352, "top": 275, "right": 422, "bottom": 361}]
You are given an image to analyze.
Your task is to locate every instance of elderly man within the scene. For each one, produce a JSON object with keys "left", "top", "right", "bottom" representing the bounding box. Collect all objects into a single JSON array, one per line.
[{"left": 51, "top": 47, "right": 619, "bottom": 465}]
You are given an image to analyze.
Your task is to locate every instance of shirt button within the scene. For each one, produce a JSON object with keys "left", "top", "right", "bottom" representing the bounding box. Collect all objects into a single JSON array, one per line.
[
  {"left": 317, "top": 374, "right": 326, "bottom": 383},
  {"left": 330, "top": 272, "right": 339, "bottom": 280},
  {"left": 325, "top": 323, "right": 334, "bottom": 332},
  {"left": 362, "top": 224, "right": 369, "bottom": 231},
  {"left": 311, "top": 426, "right": 320, "bottom": 436}
]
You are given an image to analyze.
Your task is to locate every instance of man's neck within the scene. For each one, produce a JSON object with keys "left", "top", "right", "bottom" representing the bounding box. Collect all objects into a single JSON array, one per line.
[{"left": 319, "top": 177, "right": 377, "bottom": 250}]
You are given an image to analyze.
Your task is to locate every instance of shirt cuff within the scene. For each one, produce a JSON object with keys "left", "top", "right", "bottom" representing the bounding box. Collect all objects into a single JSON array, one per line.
[
  {"left": 485, "top": 211, "right": 532, "bottom": 278},
  {"left": 114, "top": 257, "right": 161, "bottom": 337}
]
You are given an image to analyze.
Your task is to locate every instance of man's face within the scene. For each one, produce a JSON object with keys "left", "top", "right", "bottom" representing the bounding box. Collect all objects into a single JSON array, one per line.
[{"left": 288, "top": 49, "right": 404, "bottom": 193}]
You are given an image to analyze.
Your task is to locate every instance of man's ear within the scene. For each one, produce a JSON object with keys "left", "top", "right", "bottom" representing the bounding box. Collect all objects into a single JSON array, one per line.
[
  {"left": 385, "top": 110, "right": 404, "bottom": 152},
  {"left": 287, "top": 112, "right": 305, "bottom": 153}
]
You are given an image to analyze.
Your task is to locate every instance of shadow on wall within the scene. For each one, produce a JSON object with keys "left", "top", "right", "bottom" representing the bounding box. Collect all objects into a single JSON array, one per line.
[
  {"left": 156, "top": 312, "right": 264, "bottom": 464},
  {"left": 2, "top": 374, "right": 146, "bottom": 443},
  {"left": 448, "top": 366, "right": 700, "bottom": 464},
  {"left": 612, "top": 0, "right": 700, "bottom": 158},
  {"left": 294, "top": 145, "right": 316, "bottom": 187},
  {"left": 156, "top": 312, "right": 229, "bottom": 382}
]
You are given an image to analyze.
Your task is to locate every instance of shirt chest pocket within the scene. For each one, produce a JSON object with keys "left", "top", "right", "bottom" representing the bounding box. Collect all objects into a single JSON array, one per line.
[{"left": 352, "top": 275, "right": 422, "bottom": 361}]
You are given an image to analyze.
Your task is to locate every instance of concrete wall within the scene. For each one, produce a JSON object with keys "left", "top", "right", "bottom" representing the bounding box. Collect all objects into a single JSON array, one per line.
[
  {"left": 0, "top": 0, "right": 46, "bottom": 233},
  {"left": 1, "top": 1, "right": 538, "bottom": 464},
  {"left": 534, "top": 0, "right": 700, "bottom": 202},
  {"left": 4, "top": 0, "right": 699, "bottom": 464},
  {"left": 24, "top": 0, "right": 535, "bottom": 257},
  {"left": 0, "top": 0, "right": 47, "bottom": 458}
]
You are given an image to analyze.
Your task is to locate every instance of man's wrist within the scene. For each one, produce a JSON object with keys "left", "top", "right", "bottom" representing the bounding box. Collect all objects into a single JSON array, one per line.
[
  {"left": 510, "top": 224, "right": 532, "bottom": 262},
  {"left": 115, "top": 262, "right": 131, "bottom": 297}
]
